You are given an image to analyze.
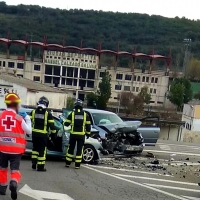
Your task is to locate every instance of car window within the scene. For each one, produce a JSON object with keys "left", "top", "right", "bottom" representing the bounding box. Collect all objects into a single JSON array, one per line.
[
  {"left": 91, "top": 113, "right": 123, "bottom": 125},
  {"left": 53, "top": 117, "right": 64, "bottom": 137}
]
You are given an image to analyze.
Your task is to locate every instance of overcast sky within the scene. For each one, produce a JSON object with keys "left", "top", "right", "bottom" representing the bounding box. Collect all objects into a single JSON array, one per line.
[{"left": 4, "top": 0, "right": 200, "bottom": 20}]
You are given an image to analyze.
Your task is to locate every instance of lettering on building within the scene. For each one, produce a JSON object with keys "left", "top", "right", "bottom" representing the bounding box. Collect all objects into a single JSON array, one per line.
[
  {"left": 44, "top": 51, "right": 98, "bottom": 69},
  {"left": 0, "top": 87, "right": 18, "bottom": 97}
]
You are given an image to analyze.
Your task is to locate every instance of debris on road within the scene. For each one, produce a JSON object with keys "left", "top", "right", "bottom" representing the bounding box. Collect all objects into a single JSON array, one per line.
[
  {"left": 99, "top": 152, "right": 200, "bottom": 183},
  {"left": 146, "top": 152, "right": 155, "bottom": 158}
]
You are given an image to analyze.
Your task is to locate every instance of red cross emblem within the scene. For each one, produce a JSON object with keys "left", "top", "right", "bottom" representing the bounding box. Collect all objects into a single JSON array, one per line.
[{"left": 2, "top": 115, "right": 16, "bottom": 131}]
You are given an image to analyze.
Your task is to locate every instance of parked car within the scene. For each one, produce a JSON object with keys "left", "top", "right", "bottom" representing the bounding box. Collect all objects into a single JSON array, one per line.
[
  {"left": 62, "top": 108, "right": 160, "bottom": 155},
  {"left": 20, "top": 108, "right": 103, "bottom": 164}
]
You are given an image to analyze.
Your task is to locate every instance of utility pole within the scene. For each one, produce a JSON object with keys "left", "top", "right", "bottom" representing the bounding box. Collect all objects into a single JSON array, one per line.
[{"left": 183, "top": 38, "right": 192, "bottom": 75}]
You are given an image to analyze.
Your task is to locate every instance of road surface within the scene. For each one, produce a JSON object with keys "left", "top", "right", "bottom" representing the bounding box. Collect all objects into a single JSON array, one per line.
[{"left": 1, "top": 140, "right": 200, "bottom": 200}]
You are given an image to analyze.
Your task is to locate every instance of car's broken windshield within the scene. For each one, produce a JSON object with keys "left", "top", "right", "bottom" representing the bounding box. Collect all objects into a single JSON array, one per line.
[{"left": 92, "top": 113, "right": 123, "bottom": 125}]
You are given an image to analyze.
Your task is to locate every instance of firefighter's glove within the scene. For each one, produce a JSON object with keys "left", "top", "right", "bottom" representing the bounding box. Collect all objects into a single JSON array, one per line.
[{"left": 19, "top": 111, "right": 27, "bottom": 119}]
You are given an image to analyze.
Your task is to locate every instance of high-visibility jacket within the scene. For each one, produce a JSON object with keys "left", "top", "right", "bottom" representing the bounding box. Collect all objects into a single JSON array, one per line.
[
  {"left": 64, "top": 109, "right": 91, "bottom": 136},
  {"left": 30, "top": 107, "right": 56, "bottom": 137},
  {"left": 0, "top": 110, "right": 26, "bottom": 154}
]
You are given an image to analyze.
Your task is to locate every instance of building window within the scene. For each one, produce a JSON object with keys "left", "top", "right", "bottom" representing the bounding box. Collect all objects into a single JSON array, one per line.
[
  {"left": 150, "top": 101, "right": 155, "bottom": 104},
  {"left": 136, "top": 87, "right": 139, "bottom": 92},
  {"left": 157, "top": 101, "right": 163, "bottom": 104},
  {"left": 17, "top": 74, "right": 23, "bottom": 77},
  {"left": 146, "top": 77, "right": 149, "bottom": 82},
  {"left": 153, "top": 89, "right": 157, "bottom": 94},
  {"left": 33, "top": 76, "right": 40, "bottom": 82},
  {"left": 133, "top": 76, "right": 136, "bottom": 81},
  {"left": 125, "top": 74, "right": 132, "bottom": 81},
  {"left": 133, "top": 87, "right": 135, "bottom": 92},
  {"left": 17, "top": 63, "right": 24, "bottom": 69},
  {"left": 124, "top": 86, "right": 130, "bottom": 91},
  {"left": 3, "top": 61, "right": 5, "bottom": 67},
  {"left": 155, "top": 78, "right": 158, "bottom": 83},
  {"left": 150, "top": 88, "right": 153, "bottom": 93},
  {"left": 0, "top": 61, "right": 1, "bottom": 66},
  {"left": 115, "top": 85, "right": 122, "bottom": 90},
  {"left": 142, "top": 76, "right": 145, "bottom": 82},
  {"left": 34, "top": 65, "right": 41, "bottom": 71},
  {"left": 137, "top": 76, "right": 140, "bottom": 82},
  {"left": 151, "top": 77, "right": 154, "bottom": 83},
  {"left": 116, "top": 74, "right": 123, "bottom": 80},
  {"left": 99, "top": 72, "right": 105, "bottom": 77},
  {"left": 8, "top": 62, "right": 14, "bottom": 68}
]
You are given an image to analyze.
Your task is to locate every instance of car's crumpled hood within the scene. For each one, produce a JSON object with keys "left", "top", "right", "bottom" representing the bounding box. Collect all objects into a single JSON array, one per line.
[{"left": 98, "top": 121, "right": 142, "bottom": 133}]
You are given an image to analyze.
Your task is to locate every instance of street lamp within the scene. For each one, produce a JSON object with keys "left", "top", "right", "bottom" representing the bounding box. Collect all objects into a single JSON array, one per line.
[{"left": 183, "top": 38, "right": 192, "bottom": 75}]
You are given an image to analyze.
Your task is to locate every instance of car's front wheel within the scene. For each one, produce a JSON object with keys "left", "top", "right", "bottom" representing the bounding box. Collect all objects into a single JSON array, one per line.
[{"left": 82, "top": 144, "right": 96, "bottom": 164}]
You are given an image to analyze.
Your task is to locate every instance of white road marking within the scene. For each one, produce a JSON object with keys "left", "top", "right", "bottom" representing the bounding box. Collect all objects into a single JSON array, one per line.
[
  {"left": 83, "top": 165, "right": 187, "bottom": 200},
  {"left": 113, "top": 174, "right": 197, "bottom": 186},
  {"left": 182, "top": 196, "right": 200, "bottom": 200},
  {"left": 144, "top": 183, "right": 200, "bottom": 192},
  {"left": 143, "top": 149, "right": 200, "bottom": 157},
  {"left": 19, "top": 184, "right": 74, "bottom": 200},
  {"left": 157, "top": 143, "right": 200, "bottom": 149},
  {"left": 159, "top": 145, "right": 171, "bottom": 151},
  {"left": 88, "top": 165, "right": 173, "bottom": 176}
]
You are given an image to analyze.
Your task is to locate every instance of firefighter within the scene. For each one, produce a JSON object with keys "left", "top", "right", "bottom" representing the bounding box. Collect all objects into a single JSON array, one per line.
[
  {"left": 64, "top": 99, "right": 91, "bottom": 169},
  {"left": 0, "top": 93, "right": 32, "bottom": 200},
  {"left": 30, "top": 96, "right": 57, "bottom": 172}
]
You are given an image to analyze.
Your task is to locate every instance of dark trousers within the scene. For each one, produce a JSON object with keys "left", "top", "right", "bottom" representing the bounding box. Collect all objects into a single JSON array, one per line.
[
  {"left": 31, "top": 136, "right": 47, "bottom": 170},
  {"left": 66, "top": 135, "right": 85, "bottom": 168},
  {"left": 0, "top": 152, "right": 22, "bottom": 193}
]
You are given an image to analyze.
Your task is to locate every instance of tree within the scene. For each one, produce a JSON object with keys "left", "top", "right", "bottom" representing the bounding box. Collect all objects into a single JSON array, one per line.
[
  {"left": 97, "top": 71, "right": 112, "bottom": 109},
  {"left": 86, "top": 92, "right": 98, "bottom": 108},
  {"left": 173, "top": 78, "right": 193, "bottom": 104},
  {"left": 66, "top": 97, "right": 74, "bottom": 109},
  {"left": 119, "top": 92, "right": 135, "bottom": 115},
  {"left": 138, "top": 86, "right": 151, "bottom": 104},
  {"left": 187, "top": 58, "right": 200, "bottom": 80},
  {"left": 133, "top": 96, "right": 144, "bottom": 114},
  {"left": 168, "top": 82, "right": 185, "bottom": 110}
]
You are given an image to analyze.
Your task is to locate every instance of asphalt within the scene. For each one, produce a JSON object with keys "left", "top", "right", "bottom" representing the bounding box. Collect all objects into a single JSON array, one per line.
[{"left": 1, "top": 140, "right": 200, "bottom": 200}]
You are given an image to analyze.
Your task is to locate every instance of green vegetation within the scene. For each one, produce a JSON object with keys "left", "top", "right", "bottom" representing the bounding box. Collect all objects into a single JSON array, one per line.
[
  {"left": 138, "top": 86, "right": 151, "bottom": 105},
  {"left": 168, "top": 78, "right": 193, "bottom": 109},
  {"left": 1, "top": 2, "right": 200, "bottom": 68},
  {"left": 97, "top": 71, "right": 112, "bottom": 109},
  {"left": 86, "top": 71, "right": 111, "bottom": 109},
  {"left": 66, "top": 97, "right": 74, "bottom": 109}
]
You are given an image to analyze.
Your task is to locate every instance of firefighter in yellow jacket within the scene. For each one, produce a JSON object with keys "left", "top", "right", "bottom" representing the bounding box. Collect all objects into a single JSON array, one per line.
[
  {"left": 64, "top": 99, "right": 91, "bottom": 169},
  {"left": 30, "top": 96, "right": 57, "bottom": 172}
]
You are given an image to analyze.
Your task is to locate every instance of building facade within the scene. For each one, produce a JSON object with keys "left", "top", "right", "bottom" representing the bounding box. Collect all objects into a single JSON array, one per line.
[
  {"left": 0, "top": 49, "right": 169, "bottom": 106},
  {"left": 182, "top": 102, "right": 200, "bottom": 131}
]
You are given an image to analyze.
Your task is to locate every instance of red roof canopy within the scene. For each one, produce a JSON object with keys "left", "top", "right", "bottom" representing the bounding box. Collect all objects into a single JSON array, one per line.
[{"left": 0, "top": 37, "right": 171, "bottom": 62}]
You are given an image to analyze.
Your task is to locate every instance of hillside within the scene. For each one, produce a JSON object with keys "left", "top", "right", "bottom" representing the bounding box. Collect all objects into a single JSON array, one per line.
[{"left": 0, "top": 2, "right": 200, "bottom": 68}]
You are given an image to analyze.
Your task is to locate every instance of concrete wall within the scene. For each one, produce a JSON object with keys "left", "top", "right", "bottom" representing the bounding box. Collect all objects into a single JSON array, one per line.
[
  {"left": 180, "top": 128, "right": 200, "bottom": 143},
  {"left": 26, "top": 91, "right": 67, "bottom": 109},
  {"left": 158, "top": 126, "right": 179, "bottom": 141}
]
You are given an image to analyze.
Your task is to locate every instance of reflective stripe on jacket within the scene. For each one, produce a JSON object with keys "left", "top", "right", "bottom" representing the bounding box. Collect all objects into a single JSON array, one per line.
[
  {"left": 0, "top": 110, "right": 26, "bottom": 154},
  {"left": 30, "top": 108, "right": 56, "bottom": 136},
  {"left": 64, "top": 109, "right": 91, "bottom": 136}
]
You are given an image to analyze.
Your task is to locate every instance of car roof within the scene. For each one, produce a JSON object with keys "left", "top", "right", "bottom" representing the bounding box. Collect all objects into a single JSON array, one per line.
[{"left": 84, "top": 108, "right": 116, "bottom": 115}]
